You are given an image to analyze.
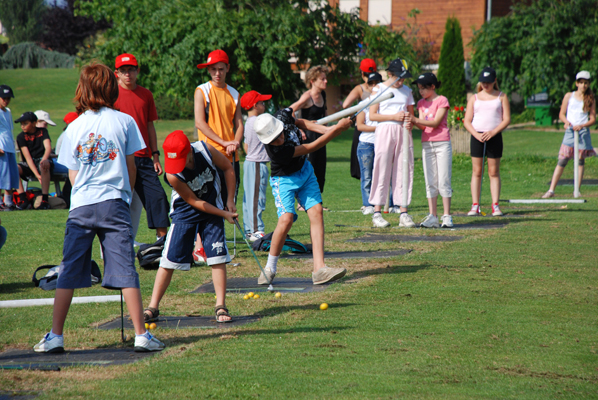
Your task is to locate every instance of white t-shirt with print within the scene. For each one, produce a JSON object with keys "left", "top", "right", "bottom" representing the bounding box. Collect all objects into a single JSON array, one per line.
[
  {"left": 58, "top": 107, "right": 146, "bottom": 211},
  {"left": 372, "top": 83, "right": 415, "bottom": 126}
]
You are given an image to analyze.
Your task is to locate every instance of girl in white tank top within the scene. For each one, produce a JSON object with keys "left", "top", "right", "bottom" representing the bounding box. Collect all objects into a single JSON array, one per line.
[
  {"left": 543, "top": 71, "right": 596, "bottom": 198},
  {"left": 463, "top": 67, "right": 511, "bottom": 216}
]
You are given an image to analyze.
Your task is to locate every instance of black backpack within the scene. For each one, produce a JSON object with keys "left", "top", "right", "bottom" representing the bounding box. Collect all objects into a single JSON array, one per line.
[
  {"left": 251, "top": 232, "right": 310, "bottom": 253},
  {"left": 137, "top": 236, "right": 166, "bottom": 270},
  {"left": 33, "top": 261, "right": 101, "bottom": 290}
]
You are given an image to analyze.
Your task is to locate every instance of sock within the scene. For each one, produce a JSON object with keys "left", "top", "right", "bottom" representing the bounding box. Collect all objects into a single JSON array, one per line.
[
  {"left": 373, "top": 211, "right": 381, "bottom": 216},
  {"left": 266, "top": 254, "right": 279, "bottom": 274},
  {"left": 48, "top": 330, "right": 63, "bottom": 340},
  {"left": 4, "top": 194, "right": 13, "bottom": 206},
  {"left": 42, "top": 194, "right": 49, "bottom": 202},
  {"left": 136, "top": 331, "right": 152, "bottom": 339}
]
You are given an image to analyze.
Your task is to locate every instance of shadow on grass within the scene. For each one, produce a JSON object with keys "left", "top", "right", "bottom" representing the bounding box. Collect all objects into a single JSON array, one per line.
[{"left": 0, "top": 282, "right": 35, "bottom": 295}]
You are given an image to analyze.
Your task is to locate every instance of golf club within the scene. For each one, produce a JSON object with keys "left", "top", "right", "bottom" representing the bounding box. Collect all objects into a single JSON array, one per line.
[
  {"left": 478, "top": 142, "right": 487, "bottom": 216},
  {"left": 233, "top": 218, "right": 274, "bottom": 291}
]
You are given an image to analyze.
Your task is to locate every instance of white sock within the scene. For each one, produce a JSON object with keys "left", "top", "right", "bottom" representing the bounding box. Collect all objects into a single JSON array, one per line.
[
  {"left": 4, "top": 194, "right": 14, "bottom": 206},
  {"left": 266, "top": 255, "right": 279, "bottom": 274},
  {"left": 48, "top": 330, "right": 63, "bottom": 340},
  {"left": 136, "top": 330, "right": 152, "bottom": 339}
]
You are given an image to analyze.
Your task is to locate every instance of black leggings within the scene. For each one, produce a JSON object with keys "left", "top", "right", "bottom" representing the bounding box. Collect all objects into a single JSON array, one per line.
[{"left": 305, "top": 129, "right": 327, "bottom": 193}]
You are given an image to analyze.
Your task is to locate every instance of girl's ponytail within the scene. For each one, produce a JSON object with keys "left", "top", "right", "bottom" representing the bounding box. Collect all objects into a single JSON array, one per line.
[
  {"left": 583, "top": 87, "right": 595, "bottom": 113},
  {"left": 436, "top": 81, "right": 442, "bottom": 89}
]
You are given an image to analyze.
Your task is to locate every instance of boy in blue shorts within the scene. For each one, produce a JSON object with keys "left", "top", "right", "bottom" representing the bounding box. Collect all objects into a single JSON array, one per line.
[
  {"left": 143, "top": 130, "right": 238, "bottom": 323},
  {"left": 34, "top": 62, "right": 164, "bottom": 353},
  {"left": 254, "top": 109, "right": 351, "bottom": 285}
]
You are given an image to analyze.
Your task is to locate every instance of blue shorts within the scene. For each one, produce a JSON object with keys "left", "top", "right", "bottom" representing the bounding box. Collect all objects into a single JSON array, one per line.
[
  {"left": 58, "top": 199, "right": 139, "bottom": 290},
  {"left": 160, "top": 214, "right": 230, "bottom": 270},
  {"left": 270, "top": 161, "right": 322, "bottom": 221}
]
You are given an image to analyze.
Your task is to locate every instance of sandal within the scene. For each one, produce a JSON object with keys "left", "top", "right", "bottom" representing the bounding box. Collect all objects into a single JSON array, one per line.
[
  {"left": 215, "top": 305, "right": 233, "bottom": 323},
  {"left": 144, "top": 307, "right": 159, "bottom": 322}
]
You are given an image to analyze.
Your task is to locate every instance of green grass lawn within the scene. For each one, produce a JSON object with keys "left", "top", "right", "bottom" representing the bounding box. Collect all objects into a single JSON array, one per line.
[{"left": 1, "top": 68, "right": 597, "bottom": 399}]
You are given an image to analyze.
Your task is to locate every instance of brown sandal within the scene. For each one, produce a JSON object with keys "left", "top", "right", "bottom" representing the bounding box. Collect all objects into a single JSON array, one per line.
[
  {"left": 215, "top": 305, "right": 233, "bottom": 323},
  {"left": 144, "top": 307, "right": 159, "bottom": 322}
]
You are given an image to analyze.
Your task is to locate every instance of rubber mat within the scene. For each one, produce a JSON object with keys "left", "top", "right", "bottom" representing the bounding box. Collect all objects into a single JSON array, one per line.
[{"left": 97, "top": 315, "right": 260, "bottom": 330}]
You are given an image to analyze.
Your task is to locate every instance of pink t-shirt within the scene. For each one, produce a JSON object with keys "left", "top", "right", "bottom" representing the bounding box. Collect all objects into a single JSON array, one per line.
[{"left": 417, "top": 95, "right": 450, "bottom": 142}]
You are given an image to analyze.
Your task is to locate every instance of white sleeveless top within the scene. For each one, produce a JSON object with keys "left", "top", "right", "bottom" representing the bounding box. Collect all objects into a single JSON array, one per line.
[
  {"left": 472, "top": 93, "right": 503, "bottom": 132},
  {"left": 359, "top": 96, "right": 378, "bottom": 144},
  {"left": 566, "top": 92, "right": 588, "bottom": 126}
]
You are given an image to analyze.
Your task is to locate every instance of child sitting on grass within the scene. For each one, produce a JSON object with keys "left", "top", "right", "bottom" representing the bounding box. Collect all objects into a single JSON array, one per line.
[
  {"left": 253, "top": 109, "right": 351, "bottom": 285},
  {"left": 144, "top": 130, "right": 238, "bottom": 323}
]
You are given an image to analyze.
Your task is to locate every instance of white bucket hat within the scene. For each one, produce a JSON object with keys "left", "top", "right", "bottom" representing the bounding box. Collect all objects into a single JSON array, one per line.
[
  {"left": 34, "top": 110, "right": 56, "bottom": 126},
  {"left": 254, "top": 114, "right": 284, "bottom": 144},
  {"left": 576, "top": 71, "right": 590, "bottom": 80}
]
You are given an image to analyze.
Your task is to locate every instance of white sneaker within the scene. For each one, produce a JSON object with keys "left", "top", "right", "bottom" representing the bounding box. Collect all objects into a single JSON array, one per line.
[
  {"left": 248, "top": 231, "right": 265, "bottom": 242},
  {"left": 388, "top": 206, "right": 401, "bottom": 214},
  {"left": 492, "top": 204, "right": 503, "bottom": 216},
  {"left": 372, "top": 213, "right": 390, "bottom": 228},
  {"left": 134, "top": 332, "right": 165, "bottom": 352},
  {"left": 312, "top": 266, "right": 347, "bottom": 285},
  {"left": 441, "top": 215, "right": 454, "bottom": 228},
  {"left": 257, "top": 267, "right": 276, "bottom": 285},
  {"left": 420, "top": 214, "right": 439, "bottom": 228},
  {"left": 467, "top": 204, "right": 480, "bottom": 216},
  {"left": 399, "top": 213, "right": 416, "bottom": 228},
  {"left": 34, "top": 333, "right": 64, "bottom": 353},
  {"left": 361, "top": 206, "right": 374, "bottom": 215}
]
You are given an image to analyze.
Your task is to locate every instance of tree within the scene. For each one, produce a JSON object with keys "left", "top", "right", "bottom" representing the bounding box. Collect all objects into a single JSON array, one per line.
[
  {"left": 470, "top": 0, "right": 598, "bottom": 104},
  {"left": 0, "top": 0, "right": 46, "bottom": 44},
  {"left": 40, "top": 0, "right": 110, "bottom": 55},
  {"left": 436, "top": 17, "right": 466, "bottom": 106},
  {"left": 77, "top": 0, "right": 414, "bottom": 119}
]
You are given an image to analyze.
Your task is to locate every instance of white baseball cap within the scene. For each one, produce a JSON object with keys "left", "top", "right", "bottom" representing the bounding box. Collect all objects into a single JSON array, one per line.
[
  {"left": 254, "top": 114, "right": 284, "bottom": 144},
  {"left": 576, "top": 71, "right": 590, "bottom": 80},
  {"left": 34, "top": 110, "right": 56, "bottom": 126}
]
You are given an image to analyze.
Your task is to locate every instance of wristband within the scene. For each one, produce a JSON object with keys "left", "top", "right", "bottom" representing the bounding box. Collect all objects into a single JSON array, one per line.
[{"left": 152, "top": 151, "right": 160, "bottom": 156}]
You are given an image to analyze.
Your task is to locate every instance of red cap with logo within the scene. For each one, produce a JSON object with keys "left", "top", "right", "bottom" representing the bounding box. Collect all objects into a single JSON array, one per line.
[
  {"left": 359, "top": 58, "right": 377, "bottom": 73},
  {"left": 163, "top": 130, "right": 191, "bottom": 174},
  {"left": 115, "top": 53, "right": 138, "bottom": 69},
  {"left": 197, "top": 49, "right": 229, "bottom": 69},
  {"left": 240, "top": 90, "right": 272, "bottom": 110},
  {"left": 63, "top": 112, "right": 79, "bottom": 125}
]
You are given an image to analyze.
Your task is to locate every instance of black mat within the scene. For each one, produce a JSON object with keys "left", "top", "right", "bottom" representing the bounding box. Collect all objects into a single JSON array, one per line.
[
  {"left": 0, "top": 391, "right": 39, "bottom": 400},
  {"left": 446, "top": 221, "right": 510, "bottom": 230},
  {"left": 192, "top": 277, "right": 335, "bottom": 294},
  {"left": 0, "top": 348, "right": 156, "bottom": 371},
  {"left": 553, "top": 179, "right": 598, "bottom": 186},
  {"left": 283, "top": 249, "right": 411, "bottom": 259},
  {"left": 97, "top": 315, "right": 260, "bottom": 330},
  {"left": 347, "top": 234, "right": 462, "bottom": 243}
]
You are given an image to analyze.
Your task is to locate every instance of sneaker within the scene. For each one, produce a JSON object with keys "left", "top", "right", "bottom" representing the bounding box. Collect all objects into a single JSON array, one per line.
[
  {"left": 134, "top": 332, "right": 165, "bottom": 352},
  {"left": 0, "top": 204, "right": 15, "bottom": 211},
  {"left": 467, "top": 204, "right": 480, "bottom": 216},
  {"left": 312, "top": 266, "right": 347, "bottom": 285},
  {"left": 34, "top": 333, "right": 64, "bottom": 353},
  {"left": 361, "top": 206, "right": 374, "bottom": 215},
  {"left": 36, "top": 200, "right": 50, "bottom": 210},
  {"left": 257, "top": 267, "right": 276, "bottom": 285},
  {"left": 542, "top": 190, "right": 555, "bottom": 199},
  {"left": 441, "top": 215, "right": 454, "bottom": 228},
  {"left": 248, "top": 231, "right": 265, "bottom": 242},
  {"left": 193, "top": 248, "right": 207, "bottom": 264},
  {"left": 15, "top": 198, "right": 30, "bottom": 211},
  {"left": 420, "top": 214, "right": 439, "bottom": 228},
  {"left": 372, "top": 213, "right": 390, "bottom": 228},
  {"left": 399, "top": 213, "right": 416, "bottom": 228},
  {"left": 492, "top": 204, "right": 503, "bottom": 216},
  {"left": 388, "top": 206, "right": 401, "bottom": 214}
]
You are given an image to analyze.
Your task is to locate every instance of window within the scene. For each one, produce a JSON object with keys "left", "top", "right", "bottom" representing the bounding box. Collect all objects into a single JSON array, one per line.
[
  {"left": 339, "top": 0, "right": 360, "bottom": 14},
  {"left": 368, "top": 0, "right": 392, "bottom": 25}
]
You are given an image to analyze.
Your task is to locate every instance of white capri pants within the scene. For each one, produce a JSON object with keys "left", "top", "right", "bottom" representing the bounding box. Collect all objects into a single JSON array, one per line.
[{"left": 422, "top": 140, "right": 452, "bottom": 198}]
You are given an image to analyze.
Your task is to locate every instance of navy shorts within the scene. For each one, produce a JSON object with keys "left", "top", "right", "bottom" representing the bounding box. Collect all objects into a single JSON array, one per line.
[
  {"left": 58, "top": 199, "right": 139, "bottom": 290},
  {"left": 471, "top": 133, "right": 503, "bottom": 159},
  {"left": 134, "top": 156, "right": 171, "bottom": 229},
  {"left": 160, "top": 214, "right": 230, "bottom": 270}
]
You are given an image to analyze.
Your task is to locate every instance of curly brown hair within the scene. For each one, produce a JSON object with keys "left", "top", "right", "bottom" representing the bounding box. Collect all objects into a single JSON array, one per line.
[
  {"left": 74, "top": 62, "right": 119, "bottom": 114},
  {"left": 305, "top": 65, "right": 330, "bottom": 89}
]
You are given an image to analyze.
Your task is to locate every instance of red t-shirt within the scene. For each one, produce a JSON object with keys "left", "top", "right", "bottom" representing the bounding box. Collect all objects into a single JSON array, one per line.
[{"left": 115, "top": 85, "right": 158, "bottom": 158}]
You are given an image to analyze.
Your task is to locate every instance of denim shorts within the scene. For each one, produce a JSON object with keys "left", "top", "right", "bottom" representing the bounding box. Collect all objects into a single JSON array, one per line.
[
  {"left": 270, "top": 161, "right": 321, "bottom": 221},
  {"left": 58, "top": 199, "right": 139, "bottom": 290}
]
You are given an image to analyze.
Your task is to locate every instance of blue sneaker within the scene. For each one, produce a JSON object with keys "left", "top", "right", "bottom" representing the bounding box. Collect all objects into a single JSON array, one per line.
[{"left": 34, "top": 333, "right": 64, "bottom": 353}]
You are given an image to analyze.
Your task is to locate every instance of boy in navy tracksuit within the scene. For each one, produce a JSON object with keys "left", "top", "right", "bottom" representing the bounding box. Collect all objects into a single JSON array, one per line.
[{"left": 144, "top": 130, "right": 238, "bottom": 323}]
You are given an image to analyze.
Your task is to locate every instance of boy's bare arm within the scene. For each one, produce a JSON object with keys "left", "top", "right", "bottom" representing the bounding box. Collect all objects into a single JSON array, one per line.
[
  {"left": 293, "top": 118, "right": 352, "bottom": 157},
  {"left": 147, "top": 121, "right": 163, "bottom": 175},
  {"left": 68, "top": 169, "right": 78, "bottom": 186},
  {"left": 39, "top": 138, "right": 53, "bottom": 172},
  {"left": 126, "top": 154, "right": 137, "bottom": 190},
  {"left": 208, "top": 143, "right": 237, "bottom": 214},
  {"left": 21, "top": 147, "right": 42, "bottom": 181},
  {"left": 296, "top": 119, "right": 328, "bottom": 135}
]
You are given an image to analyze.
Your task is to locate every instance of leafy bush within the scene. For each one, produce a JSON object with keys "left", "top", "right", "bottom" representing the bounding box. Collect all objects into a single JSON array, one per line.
[
  {"left": 447, "top": 105, "right": 465, "bottom": 128},
  {"left": 0, "top": 0, "right": 45, "bottom": 44},
  {"left": 437, "top": 17, "right": 466, "bottom": 107},
  {"left": 1, "top": 42, "right": 75, "bottom": 69}
]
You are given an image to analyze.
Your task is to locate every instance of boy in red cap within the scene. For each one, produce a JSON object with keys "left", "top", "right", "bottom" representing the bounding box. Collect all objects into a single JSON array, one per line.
[
  {"left": 143, "top": 130, "right": 238, "bottom": 323},
  {"left": 193, "top": 49, "right": 244, "bottom": 261},
  {"left": 114, "top": 53, "right": 170, "bottom": 243},
  {"left": 240, "top": 90, "right": 271, "bottom": 242}
]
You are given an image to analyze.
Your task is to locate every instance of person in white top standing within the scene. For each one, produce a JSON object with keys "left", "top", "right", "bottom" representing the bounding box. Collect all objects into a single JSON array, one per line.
[
  {"left": 543, "top": 71, "right": 596, "bottom": 198},
  {"left": 463, "top": 67, "right": 511, "bottom": 217},
  {"left": 368, "top": 58, "right": 415, "bottom": 228}
]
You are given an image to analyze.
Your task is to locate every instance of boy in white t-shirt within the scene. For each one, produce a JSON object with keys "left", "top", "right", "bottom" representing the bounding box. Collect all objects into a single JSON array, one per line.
[{"left": 34, "top": 62, "right": 164, "bottom": 354}]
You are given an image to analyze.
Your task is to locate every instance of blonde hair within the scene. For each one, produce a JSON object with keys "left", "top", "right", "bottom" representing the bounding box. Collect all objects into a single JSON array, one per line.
[
  {"left": 305, "top": 65, "right": 330, "bottom": 89},
  {"left": 476, "top": 81, "right": 500, "bottom": 92}
]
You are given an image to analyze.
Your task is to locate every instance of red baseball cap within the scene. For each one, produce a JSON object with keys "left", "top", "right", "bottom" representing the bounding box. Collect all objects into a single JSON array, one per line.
[
  {"left": 197, "top": 49, "right": 229, "bottom": 69},
  {"left": 163, "top": 130, "right": 191, "bottom": 174},
  {"left": 240, "top": 90, "right": 272, "bottom": 110},
  {"left": 360, "top": 58, "right": 377, "bottom": 73},
  {"left": 115, "top": 53, "right": 138, "bottom": 69},
  {"left": 63, "top": 112, "right": 79, "bottom": 125}
]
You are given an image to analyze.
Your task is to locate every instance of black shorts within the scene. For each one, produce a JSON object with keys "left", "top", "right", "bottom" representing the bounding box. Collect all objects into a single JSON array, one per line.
[
  {"left": 134, "top": 157, "right": 171, "bottom": 229},
  {"left": 471, "top": 132, "right": 503, "bottom": 159},
  {"left": 18, "top": 159, "right": 54, "bottom": 178}
]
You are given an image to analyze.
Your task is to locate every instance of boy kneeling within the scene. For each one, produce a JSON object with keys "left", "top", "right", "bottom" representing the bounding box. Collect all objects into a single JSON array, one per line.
[
  {"left": 254, "top": 109, "right": 351, "bottom": 285},
  {"left": 144, "top": 130, "right": 237, "bottom": 323}
]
